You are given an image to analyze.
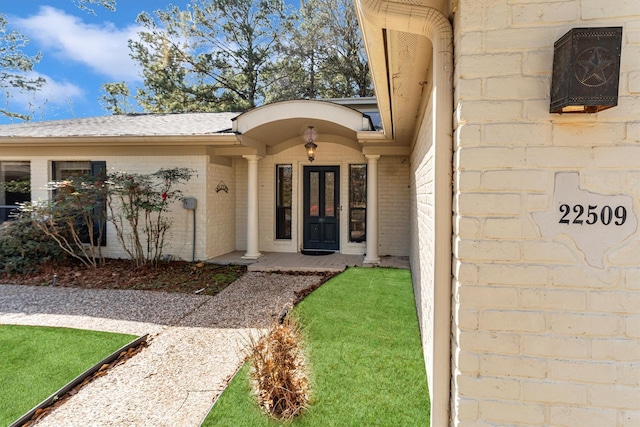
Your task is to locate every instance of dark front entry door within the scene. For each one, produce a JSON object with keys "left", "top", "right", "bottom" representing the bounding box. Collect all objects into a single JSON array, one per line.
[{"left": 303, "top": 166, "right": 340, "bottom": 251}]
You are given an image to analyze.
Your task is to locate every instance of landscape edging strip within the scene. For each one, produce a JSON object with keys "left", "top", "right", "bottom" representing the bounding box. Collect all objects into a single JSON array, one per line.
[{"left": 10, "top": 333, "right": 149, "bottom": 427}]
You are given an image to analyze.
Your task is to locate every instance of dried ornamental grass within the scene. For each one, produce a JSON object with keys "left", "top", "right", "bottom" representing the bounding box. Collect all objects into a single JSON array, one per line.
[{"left": 248, "top": 316, "right": 310, "bottom": 420}]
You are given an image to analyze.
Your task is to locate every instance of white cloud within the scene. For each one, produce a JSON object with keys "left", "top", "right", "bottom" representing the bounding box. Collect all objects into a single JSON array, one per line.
[
  {"left": 15, "top": 6, "right": 142, "bottom": 82},
  {"left": 36, "top": 73, "right": 85, "bottom": 105},
  {"left": 2, "top": 71, "right": 85, "bottom": 116}
]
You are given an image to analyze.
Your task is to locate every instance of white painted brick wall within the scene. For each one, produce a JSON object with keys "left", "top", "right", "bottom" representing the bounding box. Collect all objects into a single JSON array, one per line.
[
  {"left": 581, "top": 0, "right": 640, "bottom": 19},
  {"left": 410, "top": 95, "right": 438, "bottom": 396},
  {"left": 15, "top": 154, "right": 210, "bottom": 262},
  {"left": 549, "top": 406, "right": 619, "bottom": 427},
  {"left": 378, "top": 156, "right": 410, "bottom": 256},
  {"left": 480, "top": 354, "right": 547, "bottom": 379},
  {"left": 479, "top": 400, "right": 545, "bottom": 425},
  {"left": 206, "top": 162, "right": 235, "bottom": 258},
  {"left": 549, "top": 359, "right": 618, "bottom": 384},
  {"left": 105, "top": 155, "right": 208, "bottom": 262},
  {"left": 450, "top": 0, "right": 640, "bottom": 425}
]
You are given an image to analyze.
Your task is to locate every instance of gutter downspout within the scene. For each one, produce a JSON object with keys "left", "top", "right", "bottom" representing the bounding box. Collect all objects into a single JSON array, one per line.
[{"left": 356, "top": 2, "right": 453, "bottom": 426}]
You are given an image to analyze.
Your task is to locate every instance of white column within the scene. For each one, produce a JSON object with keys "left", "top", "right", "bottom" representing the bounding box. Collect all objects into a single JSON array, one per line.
[
  {"left": 242, "top": 155, "right": 262, "bottom": 259},
  {"left": 364, "top": 154, "right": 380, "bottom": 264}
]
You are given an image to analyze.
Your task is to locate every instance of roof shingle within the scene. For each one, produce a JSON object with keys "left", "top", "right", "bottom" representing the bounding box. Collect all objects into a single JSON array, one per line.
[{"left": 0, "top": 112, "right": 239, "bottom": 138}]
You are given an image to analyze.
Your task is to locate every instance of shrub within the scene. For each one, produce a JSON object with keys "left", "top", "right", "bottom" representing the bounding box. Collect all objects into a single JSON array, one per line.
[
  {"left": 14, "top": 167, "right": 194, "bottom": 270},
  {"left": 0, "top": 219, "right": 66, "bottom": 274},
  {"left": 107, "top": 168, "right": 194, "bottom": 266},
  {"left": 19, "top": 174, "right": 108, "bottom": 268},
  {"left": 248, "top": 316, "right": 310, "bottom": 420}
]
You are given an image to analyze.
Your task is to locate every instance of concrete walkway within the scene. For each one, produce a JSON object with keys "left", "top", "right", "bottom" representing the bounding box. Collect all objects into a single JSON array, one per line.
[
  {"left": 210, "top": 251, "right": 410, "bottom": 272},
  {"left": 0, "top": 272, "right": 326, "bottom": 427}
]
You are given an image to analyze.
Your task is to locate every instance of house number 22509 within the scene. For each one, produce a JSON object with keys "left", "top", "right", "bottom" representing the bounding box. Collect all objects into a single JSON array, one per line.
[{"left": 559, "top": 204, "right": 627, "bottom": 226}]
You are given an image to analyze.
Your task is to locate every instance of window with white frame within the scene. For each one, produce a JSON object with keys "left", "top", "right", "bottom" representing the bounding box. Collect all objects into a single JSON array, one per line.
[
  {"left": 349, "top": 164, "right": 366, "bottom": 242},
  {"left": 275, "top": 164, "right": 292, "bottom": 240}
]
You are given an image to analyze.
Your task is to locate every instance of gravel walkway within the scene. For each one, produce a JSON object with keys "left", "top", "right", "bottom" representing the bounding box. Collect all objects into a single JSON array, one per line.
[{"left": 0, "top": 272, "right": 325, "bottom": 426}]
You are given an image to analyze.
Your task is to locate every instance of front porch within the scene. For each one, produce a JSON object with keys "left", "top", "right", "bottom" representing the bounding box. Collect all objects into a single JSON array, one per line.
[
  {"left": 210, "top": 251, "right": 409, "bottom": 273},
  {"left": 219, "top": 99, "right": 410, "bottom": 264}
]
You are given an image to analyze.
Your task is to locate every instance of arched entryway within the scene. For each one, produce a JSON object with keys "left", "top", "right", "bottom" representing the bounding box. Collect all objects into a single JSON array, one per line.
[{"left": 212, "top": 99, "right": 406, "bottom": 262}]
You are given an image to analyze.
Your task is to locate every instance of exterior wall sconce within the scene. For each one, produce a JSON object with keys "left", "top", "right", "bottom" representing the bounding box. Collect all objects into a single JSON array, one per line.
[
  {"left": 550, "top": 27, "right": 622, "bottom": 113},
  {"left": 303, "top": 126, "right": 318, "bottom": 162}
]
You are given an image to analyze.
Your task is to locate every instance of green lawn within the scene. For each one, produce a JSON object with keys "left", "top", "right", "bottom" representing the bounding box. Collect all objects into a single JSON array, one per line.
[
  {"left": 204, "top": 267, "right": 430, "bottom": 426},
  {"left": 0, "top": 325, "right": 137, "bottom": 426}
]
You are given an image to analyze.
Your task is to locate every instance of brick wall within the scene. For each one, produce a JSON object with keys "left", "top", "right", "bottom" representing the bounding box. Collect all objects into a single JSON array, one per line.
[
  {"left": 206, "top": 162, "right": 236, "bottom": 258},
  {"left": 379, "top": 156, "right": 411, "bottom": 256},
  {"left": 411, "top": 96, "right": 437, "bottom": 394},
  {"left": 450, "top": 1, "right": 640, "bottom": 425},
  {"left": 106, "top": 156, "right": 208, "bottom": 262},
  {"left": 21, "top": 154, "right": 209, "bottom": 262}
]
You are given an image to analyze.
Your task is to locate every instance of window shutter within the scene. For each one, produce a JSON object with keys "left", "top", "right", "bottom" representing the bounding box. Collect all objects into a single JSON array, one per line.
[{"left": 90, "top": 161, "right": 107, "bottom": 246}]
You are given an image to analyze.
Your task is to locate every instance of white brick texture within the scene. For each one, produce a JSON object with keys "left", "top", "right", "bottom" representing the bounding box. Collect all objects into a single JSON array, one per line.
[
  {"left": 206, "top": 162, "right": 236, "bottom": 258},
  {"left": 19, "top": 155, "right": 210, "bottom": 262},
  {"left": 450, "top": 1, "right": 640, "bottom": 425},
  {"left": 411, "top": 98, "right": 438, "bottom": 395}
]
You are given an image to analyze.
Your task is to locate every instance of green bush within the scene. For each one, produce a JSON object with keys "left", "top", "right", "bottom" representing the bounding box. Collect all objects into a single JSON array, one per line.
[
  {"left": 0, "top": 219, "right": 66, "bottom": 274},
  {"left": 20, "top": 175, "right": 108, "bottom": 269}
]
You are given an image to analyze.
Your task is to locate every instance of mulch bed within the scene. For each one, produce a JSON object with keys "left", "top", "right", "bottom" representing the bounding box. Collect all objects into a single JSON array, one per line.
[{"left": 0, "top": 259, "right": 247, "bottom": 296}]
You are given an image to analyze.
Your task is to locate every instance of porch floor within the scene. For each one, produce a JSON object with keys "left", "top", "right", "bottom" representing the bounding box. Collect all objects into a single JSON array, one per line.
[{"left": 208, "top": 251, "right": 410, "bottom": 273}]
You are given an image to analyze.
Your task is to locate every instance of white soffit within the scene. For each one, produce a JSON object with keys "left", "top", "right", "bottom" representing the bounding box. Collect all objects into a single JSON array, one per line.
[
  {"left": 356, "top": 0, "right": 439, "bottom": 146},
  {"left": 388, "top": 30, "right": 433, "bottom": 146}
]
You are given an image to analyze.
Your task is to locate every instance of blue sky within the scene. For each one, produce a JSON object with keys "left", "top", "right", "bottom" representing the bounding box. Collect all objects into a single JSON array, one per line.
[{"left": 1, "top": 1, "right": 190, "bottom": 124}]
